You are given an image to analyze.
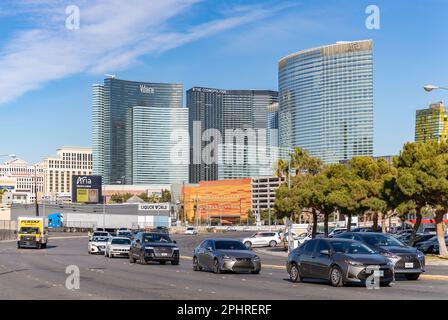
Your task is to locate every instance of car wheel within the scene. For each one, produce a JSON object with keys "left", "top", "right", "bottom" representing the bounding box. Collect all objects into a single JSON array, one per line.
[
  {"left": 380, "top": 281, "right": 392, "bottom": 287},
  {"left": 139, "top": 252, "right": 147, "bottom": 265},
  {"left": 159, "top": 261, "right": 166, "bottom": 265},
  {"left": 329, "top": 266, "right": 344, "bottom": 287},
  {"left": 244, "top": 241, "right": 252, "bottom": 249},
  {"left": 129, "top": 252, "right": 136, "bottom": 263},
  {"left": 405, "top": 273, "right": 420, "bottom": 281},
  {"left": 213, "top": 259, "right": 222, "bottom": 274},
  {"left": 171, "top": 258, "right": 180, "bottom": 265},
  {"left": 269, "top": 240, "right": 277, "bottom": 247},
  {"left": 193, "top": 256, "right": 202, "bottom": 271},
  {"left": 289, "top": 263, "right": 301, "bottom": 282},
  {"left": 251, "top": 269, "right": 260, "bottom": 275}
]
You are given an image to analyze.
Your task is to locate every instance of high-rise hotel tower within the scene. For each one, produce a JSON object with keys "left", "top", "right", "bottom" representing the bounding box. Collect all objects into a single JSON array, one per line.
[{"left": 279, "top": 40, "right": 374, "bottom": 163}]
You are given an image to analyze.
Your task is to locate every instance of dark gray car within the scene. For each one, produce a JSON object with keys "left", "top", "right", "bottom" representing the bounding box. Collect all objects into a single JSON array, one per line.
[
  {"left": 334, "top": 232, "right": 425, "bottom": 280},
  {"left": 287, "top": 238, "right": 394, "bottom": 287},
  {"left": 193, "top": 239, "right": 261, "bottom": 274}
]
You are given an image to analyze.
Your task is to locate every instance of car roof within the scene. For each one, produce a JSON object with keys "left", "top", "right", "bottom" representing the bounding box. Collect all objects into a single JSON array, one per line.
[{"left": 110, "top": 236, "right": 131, "bottom": 240}]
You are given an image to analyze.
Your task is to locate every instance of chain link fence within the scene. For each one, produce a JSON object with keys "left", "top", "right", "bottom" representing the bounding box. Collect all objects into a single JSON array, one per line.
[{"left": 0, "top": 220, "right": 17, "bottom": 241}]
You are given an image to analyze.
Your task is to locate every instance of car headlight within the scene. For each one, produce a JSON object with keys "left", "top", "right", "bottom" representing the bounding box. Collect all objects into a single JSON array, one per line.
[
  {"left": 173, "top": 247, "right": 179, "bottom": 251},
  {"left": 380, "top": 252, "right": 401, "bottom": 264},
  {"left": 223, "top": 255, "right": 234, "bottom": 260},
  {"left": 417, "top": 250, "right": 424, "bottom": 259},
  {"left": 145, "top": 246, "right": 154, "bottom": 251},
  {"left": 346, "top": 260, "right": 365, "bottom": 267},
  {"left": 253, "top": 255, "right": 260, "bottom": 261}
]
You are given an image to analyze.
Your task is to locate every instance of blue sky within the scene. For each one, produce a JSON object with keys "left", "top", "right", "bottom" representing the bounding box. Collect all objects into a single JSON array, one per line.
[{"left": 0, "top": 0, "right": 447, "bottom": 163}]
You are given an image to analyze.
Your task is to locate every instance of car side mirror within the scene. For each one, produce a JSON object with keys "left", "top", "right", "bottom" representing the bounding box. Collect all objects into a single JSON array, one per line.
[
  {"left": 207, "top": 247, "right": 213, "bottom": 251},
  {"left": 320, "top": 249, "right": 330, "bottom": 256}
]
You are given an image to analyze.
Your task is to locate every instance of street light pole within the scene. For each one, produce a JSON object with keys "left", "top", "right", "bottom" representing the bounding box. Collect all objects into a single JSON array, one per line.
[{"left": 34, "top": 164, "right": 39, "bottom": 217}]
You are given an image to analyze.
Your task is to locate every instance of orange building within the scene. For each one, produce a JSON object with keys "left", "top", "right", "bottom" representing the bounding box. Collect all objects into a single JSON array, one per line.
[{"left": 182, "top": 179, "right": 252, "bottom": 224}]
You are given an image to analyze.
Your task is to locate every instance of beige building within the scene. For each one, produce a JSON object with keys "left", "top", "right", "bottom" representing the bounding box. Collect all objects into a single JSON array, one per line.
[
  {"left": 0, "top": 158, "right": 44, "bottom": 193},
  {"left": 42, "top": 147, "right": 93, "bottom": 196}
]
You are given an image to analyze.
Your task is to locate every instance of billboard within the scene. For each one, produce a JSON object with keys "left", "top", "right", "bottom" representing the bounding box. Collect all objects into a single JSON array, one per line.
[{"left": 72, "top": 175, "right": 102, "bottom": 204}]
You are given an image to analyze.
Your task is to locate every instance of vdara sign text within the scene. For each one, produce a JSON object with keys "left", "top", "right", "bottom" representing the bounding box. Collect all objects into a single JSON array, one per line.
[{"left": 140, "top": 85, "right": 155, "bottom": 94}]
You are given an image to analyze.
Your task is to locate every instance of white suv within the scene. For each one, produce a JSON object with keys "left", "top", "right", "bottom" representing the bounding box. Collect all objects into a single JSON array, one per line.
[{"left": 242, "top": 232, "right": 281, "bottom": 248}]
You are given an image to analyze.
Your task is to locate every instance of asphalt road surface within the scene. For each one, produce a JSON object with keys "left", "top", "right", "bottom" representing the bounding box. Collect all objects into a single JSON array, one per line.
[{"left": 0, "top": 232, "right": 447, "bottom": 300}]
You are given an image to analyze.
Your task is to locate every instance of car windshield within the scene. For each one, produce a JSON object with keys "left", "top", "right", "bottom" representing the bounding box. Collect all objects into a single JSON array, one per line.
[
  {"left": 187, "top": 227, "right": 194, "bottom": 230},
  {"left": 19, "top": 227, "right": 39, "bottom": 234},
  {"left": 142, "top": 233, "right": 172, "bottom": 243},
  {"left": 215, "top": 240, "right": 247, "bottom": 251},
  {"left": 118, "top": 232, "right": 131, "bottom": 236},
  {"left": 112, "top": 238, "right": 131, "bottom": 245},
  {"left": 94, "top": 232, "right": 108, "bottom": 237},
  {"left": 93, "top": 237, "right": 108, "bottom": 242},
  {"left": 361, "top": 234, "right": 405, "bottom": 247},
  {"left": 331, "top": 241, "right": 375, "bottom": 254}
]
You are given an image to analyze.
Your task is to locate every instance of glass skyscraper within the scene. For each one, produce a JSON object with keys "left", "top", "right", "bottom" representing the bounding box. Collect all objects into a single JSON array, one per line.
[
  {"left": 279, "top": 40, "right": 374, "bottom": 163},
  {"left": 415, "top": 102, "right": 448, "bottom": 143},
  {"left": 92, "top": 77, "right": 187, "bottom": 185},
  {"left": 187, "top": 87, "right": 278, "bottom": 183}
]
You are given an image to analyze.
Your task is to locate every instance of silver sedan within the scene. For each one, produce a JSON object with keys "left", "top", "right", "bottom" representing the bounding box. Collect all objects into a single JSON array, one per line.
[{"left": 193, "top": 239, "right": 261, "bottom": 274}]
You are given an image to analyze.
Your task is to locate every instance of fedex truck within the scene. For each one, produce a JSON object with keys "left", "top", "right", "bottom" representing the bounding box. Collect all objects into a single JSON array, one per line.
[{"left": 17, "top": 217, "right": 48, "bottom": 249}]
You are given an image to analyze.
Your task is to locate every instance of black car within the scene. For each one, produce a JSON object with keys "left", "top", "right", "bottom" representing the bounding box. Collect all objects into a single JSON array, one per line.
[
  {"left": 416, "top": 235, "right": 448, "bottom": 254},
  {"left": 129, "top": 232, "right": 179, "bottom": 265},
  {"left": 286, "top": 238, "right": 394, "bottom": 287},
  {"left": 334, "top": 232, "right": 425, "bottom": 280}
]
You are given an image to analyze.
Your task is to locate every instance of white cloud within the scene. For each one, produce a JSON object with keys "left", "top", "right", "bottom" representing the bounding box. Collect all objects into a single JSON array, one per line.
[{"left": 0, "top": 0, "right": 282, "bottom": 105}]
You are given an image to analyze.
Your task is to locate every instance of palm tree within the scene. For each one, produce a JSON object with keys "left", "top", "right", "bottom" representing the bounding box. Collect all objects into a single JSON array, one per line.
[
  {"left": 274, "top": 159, "right": 289, "bottom": 178},
  {"left": 290, "top": 147, "right": 323, "bottom": 176}
]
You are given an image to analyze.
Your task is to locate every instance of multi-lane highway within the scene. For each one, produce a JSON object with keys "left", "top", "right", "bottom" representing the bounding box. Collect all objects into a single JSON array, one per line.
[{"left": 0, "top": 232, "right": 447, "bottom": 299}]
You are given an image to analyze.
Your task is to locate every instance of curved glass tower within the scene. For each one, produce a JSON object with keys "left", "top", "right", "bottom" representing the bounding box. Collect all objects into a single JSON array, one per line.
[{"left": 278, "top": 40, "right": 374, "bottom": 163}]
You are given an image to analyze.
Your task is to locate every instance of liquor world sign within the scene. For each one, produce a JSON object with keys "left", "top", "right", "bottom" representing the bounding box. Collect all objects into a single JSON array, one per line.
[{"left": 138, "top": 203, "right": 170, "bottom": 212}]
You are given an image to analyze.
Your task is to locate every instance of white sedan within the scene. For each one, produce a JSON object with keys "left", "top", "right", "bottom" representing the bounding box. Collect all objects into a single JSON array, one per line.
[
  {"left": 105, "top": 237, "right": 131, "bottom": 258},
  {"left": 88, "top": 236, "right": 109, "bottom": 254},
  {"left": 184, "top": 227, "right": 198, "bottom": 235}
]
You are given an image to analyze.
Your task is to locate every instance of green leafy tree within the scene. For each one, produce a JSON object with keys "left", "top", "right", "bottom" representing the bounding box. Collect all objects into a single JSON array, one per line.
[
  {"left": 394, "top": 142, "right": 448, "bottom": 256},
  {"left": 160, "top": 189, "right": 172, "bottom": 203}
]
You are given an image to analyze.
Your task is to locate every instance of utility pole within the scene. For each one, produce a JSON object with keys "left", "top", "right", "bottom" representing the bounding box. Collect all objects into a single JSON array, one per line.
[{"left": 34, "top": 165, "right": 39, "bottom": 217}]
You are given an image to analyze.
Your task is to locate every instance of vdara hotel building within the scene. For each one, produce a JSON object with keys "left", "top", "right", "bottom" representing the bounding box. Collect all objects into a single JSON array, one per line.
[
  {"left": 415, "top": 101, "right": 448, "bottom": 143},
  {"left": 279, "top": 40, "right": 374, "bottom": 164},
  {"left": 92, "top": 77, "right": 188, "bottom": 185}
]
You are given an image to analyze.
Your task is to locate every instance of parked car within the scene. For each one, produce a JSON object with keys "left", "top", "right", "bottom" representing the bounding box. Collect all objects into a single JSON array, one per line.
[
  {"left": 88, "top": 236, "right": 109, "bottom": 254},
  {"left": 242, "top": 232, "right": 282, "bottom": 248},
  {"left": 129, "top": 232, "right": 179, "bottom": 265},
  {"left": 413, "top": 234, "right": 437, "bottom": 246},
  {"left": 89, "top": 231, "right": 110, "bottom": 241},
  {"left": 286, "top": 238, "right": 394, "bottom": 287},
  {"left": 282, "top": 231, "right": 299, "bottom": 242},
  {"left": 105, "top": 237, "right": 131, "bottom": 258},
  {"left": 415, "top": 235, "right": 448, "bottom": 254},
  {"left": 193, "top": 239, "right": 261, "bottom": 274},
  {"left": 297, "top": 232, "right": 324, "bottom": 244},
  {"left": 184, "top": 227, "right": 198, "bottom": 235},
  {"left": 351, "top": 226, "right": 382, "bottom": 233},
  {"left": 334, "top": 232, "right": 425, "bottom": 280},
  {"left": 328, "top": 228, "right": 347, "bottom": 238}
]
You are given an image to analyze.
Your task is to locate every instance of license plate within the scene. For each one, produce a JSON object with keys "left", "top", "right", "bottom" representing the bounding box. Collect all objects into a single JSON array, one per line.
[
  {"left": 161, "top": 253, "right": 168, "bottom": 256},
  {"left": 405, "top": 262, "right": 414, "bottom": 269}
]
